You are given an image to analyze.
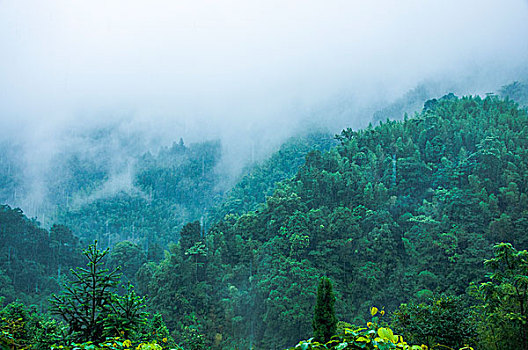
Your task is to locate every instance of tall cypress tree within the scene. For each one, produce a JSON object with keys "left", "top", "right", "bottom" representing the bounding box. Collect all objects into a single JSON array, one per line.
[{"left": 312, "top": 276, "right": 337, "bottom": 342}]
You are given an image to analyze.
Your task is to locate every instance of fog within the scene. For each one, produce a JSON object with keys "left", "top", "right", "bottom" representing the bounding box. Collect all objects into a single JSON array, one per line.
[{"left": 1, "top": 0, "right": 528, "bottom": 217}]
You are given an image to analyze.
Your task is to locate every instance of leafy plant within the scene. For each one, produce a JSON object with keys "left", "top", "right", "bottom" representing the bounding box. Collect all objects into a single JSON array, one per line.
[{"left": 290, "top": 307, "right": 474, "bottom": 350}]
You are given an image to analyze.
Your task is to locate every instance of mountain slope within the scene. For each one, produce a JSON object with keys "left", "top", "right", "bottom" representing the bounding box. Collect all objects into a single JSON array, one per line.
[
  {"left": 139, "top": 95, "right": 528, "bottom": 349},
  {"left": 0, "top": 205, "right": 82, "bottom": 306}
]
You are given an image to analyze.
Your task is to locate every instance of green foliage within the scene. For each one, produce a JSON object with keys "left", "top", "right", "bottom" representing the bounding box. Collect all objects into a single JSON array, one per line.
[
  {"left": 391, "top": 295, "right": 477, "bottom": 349},
  {"left": 4, "top": 93, "right": 528, "bottom": 349},
  {"left": 313, "top": 277, "right": 337, "bottom": 343},
  {"left": 178, "top": 324, "right": 206, "bottom": 350},
  {"left": 0, "top": 301, "right": 65, "bottom": 350},
  {"left": 212, "top": 132, "right": 336, "bottom": 220},
  {"left": 179, "top": 221, "right": 202, "bottom": 252},
  {"left": 0, "top": 241, "right": 177, "bottom": 349},
  {"left": 103, "top": 285, "right": 147, "bottom": 340},
  {"left": 139, "top": 314, "right": 177, "bottom": 349},
  {"left": 108, "top": 241, "right": 146, "bottom": 285},
  {"left": 500, "top": 81, "right": 528, "bottom": 107},
  {"left": 50, "top": 313, "right": 179, "bottom": 350},
  {"left": 50, "top": 241, "right": 145, "bottom": 343},
  {"left": 471, "top": 243, "right": 528, "bottom": 350},
  {"left": 0, "top": 205, "right": 82, "bottom": 306},
  {"left": 50, "top": 338, "right": 172, "bottom": 350},
  {"left": 137, "top": 95, "right": 528, "bottom": 348},
  {"left": 56, "top": 140, "right": 223, "bottom": 250},
  {"left": 0, "top": 302, "right": 30, "bottom": 349},
  {"left": 289, "top": 309, "right": 427, "bottom": 350},
  {"left": 290, "top": 307, "right": 475, "bottom": 350},
  {"left": 0, "top": 313, "right": 175, "bottom": 350},
  {"left": 288, "top": 325, "right": 419, "bottom": 350}
]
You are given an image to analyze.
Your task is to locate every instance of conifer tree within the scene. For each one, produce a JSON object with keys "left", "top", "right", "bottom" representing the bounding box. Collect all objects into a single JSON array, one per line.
[
  {"left": 50, "top": 241, "right": 146, "bottom": 342},
  {"left": 312, "top": 276, "right": 337, "bottom": 342},
  {"left": 50, "top": 241, "right": 120, "bottom": 342}
]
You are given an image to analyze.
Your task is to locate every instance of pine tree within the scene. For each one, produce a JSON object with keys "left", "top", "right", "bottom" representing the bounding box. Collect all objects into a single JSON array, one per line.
[{"left": 312, "top": 276, "right": 337, "bottom": 342}]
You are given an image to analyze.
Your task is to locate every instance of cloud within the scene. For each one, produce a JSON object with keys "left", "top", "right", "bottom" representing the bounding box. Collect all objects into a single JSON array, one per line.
[
  {"left": 0, "top": 0, "right": 527, "bottom": 214},
  {"left": 1, "top": 1, "right": 527, "bottom": 126}
]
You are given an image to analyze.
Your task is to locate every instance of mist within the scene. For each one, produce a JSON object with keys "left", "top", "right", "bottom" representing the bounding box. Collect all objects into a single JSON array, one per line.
[{"left": 1, "top": 0, "right": 528, "bottom": 217}]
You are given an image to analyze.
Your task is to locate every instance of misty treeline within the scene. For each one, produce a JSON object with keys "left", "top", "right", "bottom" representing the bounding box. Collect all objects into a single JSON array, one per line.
[
  {"left": 2, "top": 87, "right": 528, "bottom": 349},
  {"left": 1, "top": 123, "right": 334, "bottom": 250}
]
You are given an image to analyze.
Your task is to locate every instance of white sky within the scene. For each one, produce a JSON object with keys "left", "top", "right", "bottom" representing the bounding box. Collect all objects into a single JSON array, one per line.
[{"left": 1, "top": 1, "right": 527, "bottom": 125}]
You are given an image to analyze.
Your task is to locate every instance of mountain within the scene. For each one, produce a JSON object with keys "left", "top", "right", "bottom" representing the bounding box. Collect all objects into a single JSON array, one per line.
[
  {"left": 55, "top": 139, "right": 223, "bottom": 252},
  {"left": 137, "top": 94, "right": 528, "bottom": 349},
  {"left": 2, "top": 93, "right": 528, "bottom": 349}
]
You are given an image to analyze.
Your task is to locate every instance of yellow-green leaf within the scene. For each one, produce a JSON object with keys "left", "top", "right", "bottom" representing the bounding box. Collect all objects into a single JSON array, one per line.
[{"left": 370, "top": 306, "right": 379, "bottom": 316}]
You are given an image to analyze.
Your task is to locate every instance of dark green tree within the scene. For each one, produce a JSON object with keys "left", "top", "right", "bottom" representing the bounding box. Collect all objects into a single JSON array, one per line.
[
  {"left": 50, "top": 241, "right": 146, "bottom": 343},
  {"left": 313, "top": 277, "right": 337, "bottom": 342},
  {"left": 50, "top": 241, "right": 120, "bottom": 342}
]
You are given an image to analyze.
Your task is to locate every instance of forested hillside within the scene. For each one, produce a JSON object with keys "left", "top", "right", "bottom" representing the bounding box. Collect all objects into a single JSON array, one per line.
[
  {"left": 211, "top": 132, "right": 335, "bottom": 221},
  {"left": 134, "top": 95, "right": 528, "bottom": 348},
  {"left": 2, "top": 94, "right": 528, "bottom": 350},
  {"left": 500, "top": 80, "right": 528, "bottom": 107},
  {"left": 0, "top": 205, "right": 82, "bottom": 306},
  {"left": 0, "top": 133, "right": 334, "bottom": 303},
  {"left": 0, "top": 143, "right": 22, "bottom": 206},
  {"left": 55, "top": 139, "right": 223, "bottom": 251},
  {"left": 54, "top": 132, "right": 334, "bottom": 251}
]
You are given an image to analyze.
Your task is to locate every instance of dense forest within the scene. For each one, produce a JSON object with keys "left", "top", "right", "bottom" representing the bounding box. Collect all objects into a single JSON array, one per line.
[
  {"left": 56, "top": 132, "right": 335, "bottom": 251},
  {"left": 2, "top": 87, "right": 528, "bottom": 349}
]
